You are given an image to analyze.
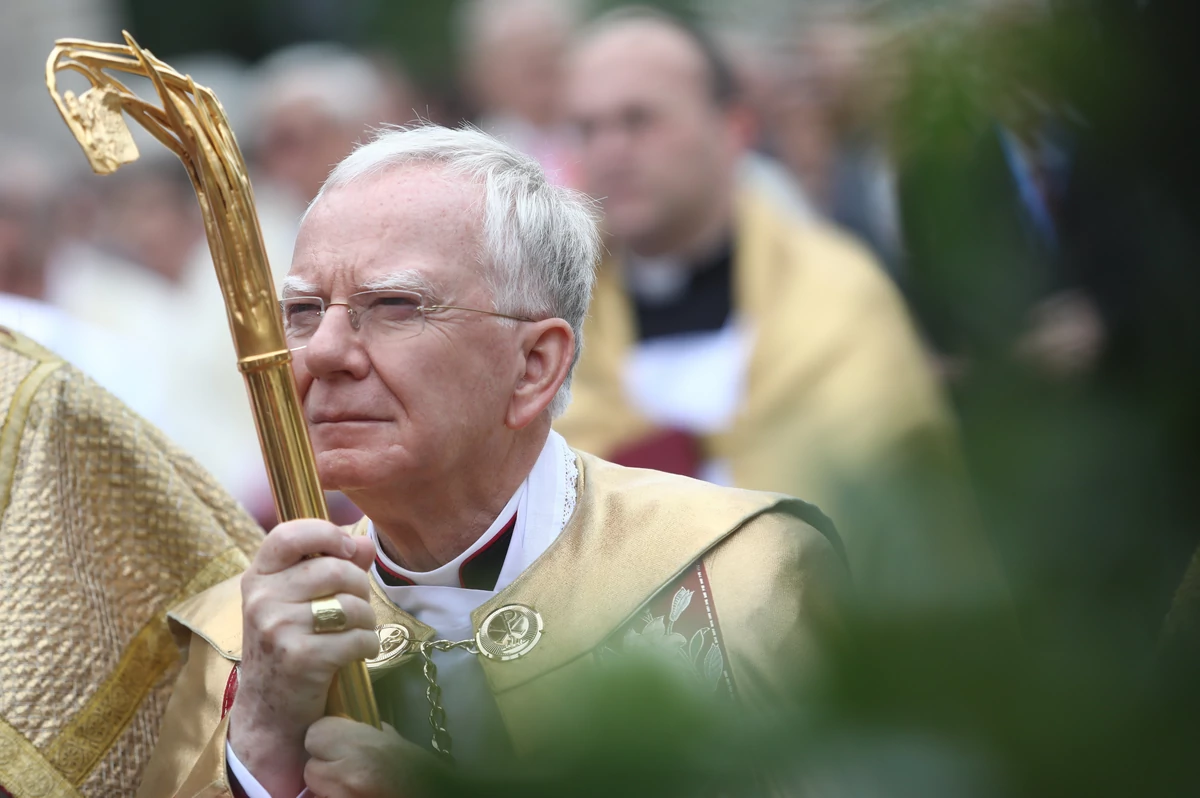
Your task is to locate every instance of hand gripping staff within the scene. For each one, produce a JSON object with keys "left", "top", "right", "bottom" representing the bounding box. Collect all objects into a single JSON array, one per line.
[{"left": 45, "top": 32, "right": 381, "bottom": 729}]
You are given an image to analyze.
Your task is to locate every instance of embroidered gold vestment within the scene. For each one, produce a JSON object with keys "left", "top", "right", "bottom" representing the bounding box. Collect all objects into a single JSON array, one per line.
[
  {"left": 0, "top": 330, "right": 264, "bottom": 797},
  {"left": 554, "top": 191, "right": 1007, "bottom": 602},
  {"left": 137, "top": 453, "right": 847, "bottom": 798}
]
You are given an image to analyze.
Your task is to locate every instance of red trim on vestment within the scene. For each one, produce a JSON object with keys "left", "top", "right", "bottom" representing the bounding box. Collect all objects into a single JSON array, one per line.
[
  {"left": 221, "top": 666, "right": 239, "bottom": 719},
  {"left": 373, "top": 556, "right": 416, "bottom": 586},
  {"left": 458, "top": 512, "right": 518, "bottom": 589},
  {"left": 372, "top": 511, "right": 517, "bottom": 589}
]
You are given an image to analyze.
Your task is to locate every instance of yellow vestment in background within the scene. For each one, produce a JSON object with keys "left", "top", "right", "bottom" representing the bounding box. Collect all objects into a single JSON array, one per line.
[{"left": 556, "top": 193, "right": 1007, "bottom": 602}]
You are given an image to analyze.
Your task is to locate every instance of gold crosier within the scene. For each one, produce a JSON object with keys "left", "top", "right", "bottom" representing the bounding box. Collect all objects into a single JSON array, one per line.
[{"left": 45, "top": 33, "right": 381, "bottom": 729}]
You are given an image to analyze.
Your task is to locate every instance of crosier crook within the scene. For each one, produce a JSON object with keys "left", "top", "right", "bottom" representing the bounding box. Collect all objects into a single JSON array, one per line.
[{"left": 45, "top": 31, "right": 381, "bottom": 729}]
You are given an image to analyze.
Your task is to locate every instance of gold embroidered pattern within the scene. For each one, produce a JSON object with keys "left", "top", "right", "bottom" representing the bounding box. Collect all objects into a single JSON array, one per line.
[
  {"left": 599, "top": 564, "right": 730, "bottom": 694},
  {"left": 43, "top": 549, "right": 248, "bottom": 784},
  {"left": 0, "top": 332, "right": 263, "bottom": 795},
  {"left": 0, "top": 716, "right": 82, "bottom": 798}
]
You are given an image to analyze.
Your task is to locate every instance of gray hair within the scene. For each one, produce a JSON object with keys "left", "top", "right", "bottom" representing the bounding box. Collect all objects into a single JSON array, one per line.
[{"left": 309, "top": 124, "right": 601, "bottom": 418}]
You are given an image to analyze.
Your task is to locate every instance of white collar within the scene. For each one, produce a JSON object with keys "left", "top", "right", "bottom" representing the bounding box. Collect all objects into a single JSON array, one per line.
[
  {"left": 367, "top": 431, "right": 578, "bottom": 635},
  {"left": 370, "top": 488, "right": 521, "bottom": 589}
]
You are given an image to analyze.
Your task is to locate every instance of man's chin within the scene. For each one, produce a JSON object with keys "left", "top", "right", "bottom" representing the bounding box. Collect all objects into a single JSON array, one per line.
[{"left": 313, "top": 450, "right": 391, "bottom": 494}]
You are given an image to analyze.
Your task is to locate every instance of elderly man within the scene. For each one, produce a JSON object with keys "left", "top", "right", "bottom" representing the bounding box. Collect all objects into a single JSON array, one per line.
[
  {"left": 136, "top": 125, "right": 845, "bottom": 798},
  {"left": 556, "top": 9, "right": 1006, "bottom": 603}
]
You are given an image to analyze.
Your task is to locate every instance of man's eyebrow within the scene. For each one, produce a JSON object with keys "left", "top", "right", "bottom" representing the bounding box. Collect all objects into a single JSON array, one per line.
[
  {"left": 280, "top": 275, "right": 320, "bottom": 297},
  {"left": 358, "top": 270, "right": 440, "bottom": 295}
]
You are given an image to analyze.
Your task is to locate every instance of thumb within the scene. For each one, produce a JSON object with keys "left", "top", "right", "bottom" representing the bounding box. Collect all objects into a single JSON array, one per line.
[{"left": 349, "top": 534, "right": 376, "bottom": 572}]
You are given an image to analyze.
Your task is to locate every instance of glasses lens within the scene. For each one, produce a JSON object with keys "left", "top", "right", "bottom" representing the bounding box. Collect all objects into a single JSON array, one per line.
[
  {"left": 281, "top": 298, "right": 323, "bottom": 339},
  {"left": 352, "top": 290, "right": 425, "bottom": 340}
]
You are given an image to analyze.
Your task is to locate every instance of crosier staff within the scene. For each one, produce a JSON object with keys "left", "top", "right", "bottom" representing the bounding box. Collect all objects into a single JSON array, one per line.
[{"left": 45, "top": 31, "right": 380, "bottom": 729}]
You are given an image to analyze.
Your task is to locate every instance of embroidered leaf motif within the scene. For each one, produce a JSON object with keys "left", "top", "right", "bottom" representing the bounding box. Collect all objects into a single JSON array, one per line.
[
  {"left": 623, "top": 615, "right": 687, "bottom": 662},
  {"left": 703, "top": 641, "right": 725, "bottom": 689},
  {"left": 596, "top": 646, "right": 620, "bottom": 666},
  {"left": 666, "top": 587, "right": 694, "bottom": 634},
  {"left": 622, "top": 626, "right": 644, "bottom": 651},
  {"left": 688, "top": 628, "right": 708, "bottom": 663}
]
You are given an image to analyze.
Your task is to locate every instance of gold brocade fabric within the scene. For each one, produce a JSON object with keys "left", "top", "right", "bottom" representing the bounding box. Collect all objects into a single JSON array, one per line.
[{"left": 0, "top": 330, "right": 263, "bottom": 798}]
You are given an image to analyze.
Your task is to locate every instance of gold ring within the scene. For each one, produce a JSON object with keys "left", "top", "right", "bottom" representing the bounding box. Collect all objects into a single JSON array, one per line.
[{"left": 311, "top": 596, "right": 348, "bottom": 634}]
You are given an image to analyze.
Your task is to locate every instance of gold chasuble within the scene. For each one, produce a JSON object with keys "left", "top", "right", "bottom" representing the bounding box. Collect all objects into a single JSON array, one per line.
[
  {"left": 555, "top": 191, "right": 1007, "bottom": 603},
  {"left": 138, "top": 453, "right": 846, "bottom": 798},
  {"left": 0, "top": 330, "right": 263, "bottom": 797}
]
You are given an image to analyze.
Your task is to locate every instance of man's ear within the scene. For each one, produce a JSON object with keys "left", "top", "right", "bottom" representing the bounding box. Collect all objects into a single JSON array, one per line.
[{"left": 506, "top": 319, "right": 574, "bottom": 429}]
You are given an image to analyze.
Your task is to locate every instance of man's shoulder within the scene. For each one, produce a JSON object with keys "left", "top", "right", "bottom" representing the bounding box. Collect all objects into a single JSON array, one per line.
[
  {"left": 167, "top": 572, "right": 245, "bottom": 660},
  {"left": 0, "top": 325, "right": 65, "bottom": 377},
  {"left": 574, "top": 449, "right": 843, "bottom": 563}
]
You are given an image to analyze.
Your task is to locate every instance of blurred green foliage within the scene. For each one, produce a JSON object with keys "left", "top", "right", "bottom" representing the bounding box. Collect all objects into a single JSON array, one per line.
[{"left": 893, "top": 0, "right": 1200, "bottom": 672}]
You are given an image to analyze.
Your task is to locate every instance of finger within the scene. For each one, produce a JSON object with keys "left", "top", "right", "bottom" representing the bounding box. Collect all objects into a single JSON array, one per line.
[
  {"left": 244, "top": 594, "right": 376, "bottom": 660},
  {"left": 303, "top": 757, "right": 339, "bottom": 798},
  {"left": 254, "top": 519, "right": 357, "bottom": 575},
  {"left": 307, "top": 718, "right": 424, "bottom": 764},
  {"left": 303, "top": 593, "right": 377, "bottom": 635},
  {"left": 305, "top": 716, "right": 361, "bottom": 761},
  {"left": 289, "top": 625, "right": 380, "bottom": 673},
  {"left": 349, "top": 535, "right": 375, "bottom": 572},
  {"left": 258, "top": 555, "right": 372, "bottom": 604}
]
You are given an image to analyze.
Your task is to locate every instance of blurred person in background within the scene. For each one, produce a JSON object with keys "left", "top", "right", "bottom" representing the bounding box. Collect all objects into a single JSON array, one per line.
[
  {"left": 250, "top": 42, "right": 397, "bottom": 280},
  {"left": 888, "top": 0, "right": 1200, "bottom": 666},
  {"left": 366, "top": 49, "right": 424, "bottom": 128},
  {"left": 893, "top": 0, "right": 1105, "bottom": 383},
  {"left": 0, "top": 148, "right": 52, "bottom": 302},
  {"left": 556, "top": 7, "right": 1005, "bottom": 604},
  {"left": 715, "top": 27, "right": 820, "bottom": 225},
  {"left": 457, "top": 0, "right": 582, "bottom": 186},
  {"left": 0, "top": 144, "right": 172, "bottom": 428},
  {"left": 768, "top": 7, "right": 903, "bottom": 273},
  {"left": 43, "top": 152, "right": 271, "bottom": 498}
]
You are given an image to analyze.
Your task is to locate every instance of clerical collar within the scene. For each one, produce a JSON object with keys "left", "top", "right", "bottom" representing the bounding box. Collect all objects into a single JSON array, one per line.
[
  {"left": 627, "top": 236, "right": 736, "bottom": 342},
  {"left": 373, "top": 513, "right": 518, "bottom": 591},
  {"left": 369, "top": 490, "right": 523, "bottom": 591},
  {"left": 366, "top": 430, "right": 579, "bottom": 598}
]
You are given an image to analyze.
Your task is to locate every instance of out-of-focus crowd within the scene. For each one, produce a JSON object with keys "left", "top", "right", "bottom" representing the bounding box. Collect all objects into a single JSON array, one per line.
[{"left": 0, "top": 0, "right": 1144, "bottom": 594}]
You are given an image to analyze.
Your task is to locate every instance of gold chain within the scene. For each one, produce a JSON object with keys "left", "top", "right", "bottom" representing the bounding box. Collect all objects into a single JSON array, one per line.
[{"left": 417, "top": 638, "right": 479, "bottom": 764}]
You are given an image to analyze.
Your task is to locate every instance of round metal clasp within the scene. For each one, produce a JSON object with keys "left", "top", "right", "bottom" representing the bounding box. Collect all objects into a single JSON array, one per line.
[
  {"left": 475, "top": 604, "right": 543, "bottom": 661},
  {"left": 365, "top": 623, "right": 412, "bottom": 671}
]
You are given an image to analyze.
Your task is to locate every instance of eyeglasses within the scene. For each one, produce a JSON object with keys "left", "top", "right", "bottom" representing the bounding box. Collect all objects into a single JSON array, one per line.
[{"left": 279, "top": 289, "right": 535, "bottom": 344}]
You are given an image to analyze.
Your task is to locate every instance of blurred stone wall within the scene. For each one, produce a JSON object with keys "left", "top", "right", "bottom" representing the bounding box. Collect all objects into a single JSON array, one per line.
[{"left": 0, "top": 0, "right": 120, "bottom": 153}]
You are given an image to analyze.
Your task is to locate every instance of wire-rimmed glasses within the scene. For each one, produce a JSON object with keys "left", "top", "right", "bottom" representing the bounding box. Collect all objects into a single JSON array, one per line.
[{"left": 280, "top": 289, "right": 534, "bottom": 345}]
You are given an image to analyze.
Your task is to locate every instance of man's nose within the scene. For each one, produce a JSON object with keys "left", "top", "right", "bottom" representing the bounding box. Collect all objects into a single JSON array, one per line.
[{"left": 300, "top": 306, "right": 370, "bottom": 379}]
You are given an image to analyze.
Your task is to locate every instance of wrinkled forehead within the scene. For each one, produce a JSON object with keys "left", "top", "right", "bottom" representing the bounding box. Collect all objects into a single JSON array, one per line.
[{"left": 285, "top": 164, "right": 489, "bottom": 299}]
